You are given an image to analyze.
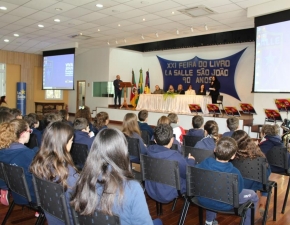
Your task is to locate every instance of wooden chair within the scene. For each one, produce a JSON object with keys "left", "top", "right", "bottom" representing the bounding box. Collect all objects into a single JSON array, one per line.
[
  {"left": 232, "top": 157, "right": 277, "bottom": 225},
  {"left": 32, "top": 175, "right": 70, "bottom": 225},
  {"left": 70, "top": 143, "right": 89, "bottom": 170},
  {"left": 178, "top": 166, "right": 255, "bottom": 225},
  {"left": 182, "top": 135, "right": 203, "bottom": 147},
  {"left": 181, "top": 146, "right": 214, "bottom": 164},
  {"left": 265, "top": 146, "right": 290, "bottom": 213},
  {"left": 140, "top": 154, "right": 181, "bottom": 216}
]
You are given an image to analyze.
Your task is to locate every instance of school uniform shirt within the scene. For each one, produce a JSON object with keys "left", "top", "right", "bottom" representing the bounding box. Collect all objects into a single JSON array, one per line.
[
  {"left": 0, "top": 143, "right": 38, "bottom": 204},
  {"left": 145, "top": 144, "right": 195, "bottom": 203},
  {"left": 44, "top": 165, "right": 79, "bottom": 225},
  {"left": 74, "top": 130, "right": 95, "bottom": 151},
  {"left": 194, "top": 135, "right": 216, "bottom": 151},
  {"left": 259, "top": 135, "right": 289, "bottom": 172},
  {"left": 151, "top": 135, "right": 182, "bottom": 153},
  {"left": 98, "top": 125, "right": 108, "bottom": 132},
  {"left": 96, "top": 180, "right": 156, "bottom": 225},
  {"left": 138, "top": 121, "right": 154, "bottom": 139},
  {"left": 222, "top": 131, "right": 234, "bottom": 137},
  {"left": 196, "top": 157, "right": 244, "bottom": 211},
  {"left": 32, "top": 128, "right": 42, "bottom": 146},
  {"left": 187, "top": 129, "right": 204, "bottom": 137}
]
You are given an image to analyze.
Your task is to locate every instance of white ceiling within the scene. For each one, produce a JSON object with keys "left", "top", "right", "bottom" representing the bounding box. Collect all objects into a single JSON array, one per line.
[{"left": 0, "top": 0, "right": 287, "bottom": 55}]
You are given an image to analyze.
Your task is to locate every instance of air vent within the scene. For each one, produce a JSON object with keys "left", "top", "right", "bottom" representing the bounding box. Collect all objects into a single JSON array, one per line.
[
  {"left": 69, "top": 34, "right": 92, "bottom": 40},
  {"left": 178, "top": 5, "right": 215, "bottom": 17}
]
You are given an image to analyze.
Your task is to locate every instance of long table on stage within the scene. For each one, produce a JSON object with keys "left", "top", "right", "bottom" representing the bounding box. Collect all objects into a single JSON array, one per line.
[{"left": 136, "top": 94, "right": 212, "bottom": 114}]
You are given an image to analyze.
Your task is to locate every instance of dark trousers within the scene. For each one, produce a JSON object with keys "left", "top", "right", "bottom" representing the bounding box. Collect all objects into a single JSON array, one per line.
[
  {"left": 114, "top": 91, "right": 121, "bottom": 106},
  {"left": 211, "top": 94, "right": 218, "bottom": 104}
]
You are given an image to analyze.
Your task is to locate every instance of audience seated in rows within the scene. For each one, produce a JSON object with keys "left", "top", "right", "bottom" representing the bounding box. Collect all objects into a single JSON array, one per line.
[
  {"left": 58, "top": 109, "right": 73, "bottom": 126},
  {"left": 138, "top": 110, "right": 154, "bottom": 139},
  {"left": 196, "top": 137, "right": 258, "bottom": 225},
  {"left": 146, "top": 124, "right": 195, "bottom": 203},
  {"left": 223, "top": 117, "right": 239, "bottom": 137},
  {"left": 73, "top": 118, "right": 95, "bottom": 151},
  {"left": 0, "top": 111, "right": 14, "bottom": 124},
  {"left": 70, "top": 128, "right": 163, "bottom": 225},
  {"left": 75, "top": 106, "right": 98, "bottom": 135},
  {"left": 168, "top": 113, "right": 185, "bottom": 144},
  {"left": 194, "top": 120, "right": 219, "bottom": 151},
  {"left": 24, "top": 114, "right": 42, "bottom": 146},
  {"left": 30, "top": 121, "right": 78, "bottom": 225},
  {"left": 187, "top": 115, "right": 204, "bottom": 137}
]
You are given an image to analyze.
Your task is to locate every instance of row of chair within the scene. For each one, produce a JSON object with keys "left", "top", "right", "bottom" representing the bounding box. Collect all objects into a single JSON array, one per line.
[{"left": 0, "top": 162, "right": 120, "bottom": 225}]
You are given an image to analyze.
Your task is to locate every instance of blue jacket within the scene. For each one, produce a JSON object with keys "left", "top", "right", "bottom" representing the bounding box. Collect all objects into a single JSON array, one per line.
[
  {"left": 74, "top": 130, "right": 95, "bottom": 151},
  {"left": 259, "top": 135, "right": 290, "bottom": 172},
  {"left": 98, "top": 125, "right": 108, "bottom": 132},
  {"left": 196, "top": 157, "right": 244, "bottom": 211},
  {"left": 32, "top": 128, "right": 42, "bottom": 146},
  {"left": 194, "top": 136, "right": 216, "bottom": 150},
  {"left": 222, "top": 131, "right": 234, "bottom": 137},
  {"left": 0, "top": 143, "right": 38, "bottom": 204},
  {"left": 44, "top": 165, "right": 79, "bottom": 225},
  {"left": 89, "top": 122, "right": 98, "bottom": 135},
  {"left": 96, "top": 180, "right": 155, "bottom": 225},
  {"left": 145, "top": 145, "right": 195, "bottom": 203},
  {"left": 138, "top": 121, "right": 154, "bottom": 138},
  {"left": 187, "top": 129, "right": 204, "bottom": 137}
]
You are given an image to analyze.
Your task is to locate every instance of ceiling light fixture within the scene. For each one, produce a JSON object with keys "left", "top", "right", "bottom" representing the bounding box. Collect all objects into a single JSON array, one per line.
[
  {"left": 98, "top": 29, "right": 100, "bottom": 31},
  {"left": 0, "top": 6, "right": 7, "bottom": 10},
  {"left": 204, "top": 24, "right": 208, "bottom": 31},
  {"left": 96, "top": 4, "right": 103, "bottom": 8},
  {"left": 118, "top": 24, "right": 121, "bottom": 27},
  {"left": 14, "top": 33, "right": 19, "bottom": 37},
  {"left": 155, "top": 32, "right": 159, "bottom": 38},
  {"left": 176, "top": 29, "right": 179, "bottom": 35},
  {"left": 54, "top": 18, "right": 60, "bottom": 22},
  {"left": 143, "top": 18, "right": 145, "bottom": 21},
  {"left": 107, "top": 41, "right": 110, "bottom": 45},
  {"left": 124, "top": 39, "right": 126, "bottom": 43},
  {"left": 38, "top": 24, "right": 44, "bottom": 28},
  {"left": 141, "top": 34, "right": 144, "bottom": 40},
  {"left": 172, "top": 11, "right": 174, "bottom": 14},
  {"left": 4, "top": 39, "right": 9, "bottom": 42},
  {"left": 115, "top": 40, "right": 118, "bottom": 44},
  {"left": 55, "top": 8, "right": 62, "bottom": 11}
]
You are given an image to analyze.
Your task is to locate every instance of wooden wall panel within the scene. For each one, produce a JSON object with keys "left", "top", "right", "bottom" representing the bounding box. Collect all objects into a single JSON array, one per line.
[{"left": 6, "top": 64, "right": 21, "bottom": 108}]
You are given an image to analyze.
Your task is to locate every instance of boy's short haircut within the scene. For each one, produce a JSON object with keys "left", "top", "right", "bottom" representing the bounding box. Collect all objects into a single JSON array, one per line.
[
  {"left": 10, "top": 108, "right": 21, "bottom": 118},
  {"left": 226, "top": 117, "right": 239, "bottom": 131},
  {"left": 74, "top": 118, "right": 89, "bottom": 130},
  {"left": 154, "top": 124, "right": 173, "bottom": 146},
  {"left": 23, "top": 115, "right": 36, "bottom": 128},
  {"left": 192, "top": 115, "right": 204, "bottom": 128},
  {"left": 138, "top": 110, "right": 148, "bottom": 122},
  {"left": 167, "top": 113, "right": 178, "bottom": 123},
  {"left": 215, "top": 137, "right": 238, "bottom": 161}
]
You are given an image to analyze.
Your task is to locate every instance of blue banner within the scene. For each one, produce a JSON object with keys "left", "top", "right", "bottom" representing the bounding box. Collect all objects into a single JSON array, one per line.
[
  {"left": 17, "top": 82, "right": 26, "bottom": 115},
  {"left": 157, "top": 48, "right": 247, "bottom": 100}
]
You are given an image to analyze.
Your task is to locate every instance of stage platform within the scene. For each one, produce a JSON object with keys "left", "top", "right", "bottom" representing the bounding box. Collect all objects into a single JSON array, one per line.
[{"left": 96, "top": 107, "right": 255, "bottom": 136}]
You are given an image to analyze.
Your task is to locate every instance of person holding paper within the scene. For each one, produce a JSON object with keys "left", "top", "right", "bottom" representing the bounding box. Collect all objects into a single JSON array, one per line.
[{"left": 209, "top": 76, "right": 220, "bottom": 103}]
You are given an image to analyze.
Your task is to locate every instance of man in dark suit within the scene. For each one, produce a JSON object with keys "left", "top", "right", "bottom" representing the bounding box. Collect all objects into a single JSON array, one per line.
[{"left": 113, "top": 75, "right": 122, "bottom": 108}]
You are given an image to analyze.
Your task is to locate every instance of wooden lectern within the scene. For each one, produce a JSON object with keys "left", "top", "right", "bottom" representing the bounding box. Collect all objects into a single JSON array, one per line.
[{"left": 119, "top": 82, "right": 132, "bottom": 109}]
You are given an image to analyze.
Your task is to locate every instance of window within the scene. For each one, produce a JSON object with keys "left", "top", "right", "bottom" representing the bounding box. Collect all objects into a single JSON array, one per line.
[{"left": 45, "top": 90, "right": 63, "bottom": 100}]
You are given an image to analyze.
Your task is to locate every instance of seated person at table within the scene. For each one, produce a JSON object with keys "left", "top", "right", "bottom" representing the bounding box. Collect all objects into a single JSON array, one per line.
[
  {"left": 232, "top": 130, "right": 271, "bottom": 217},
  {"left": 194, "top": 120, "right": 219, "bottom": 150},
  {"left": 176, "top": 84, "right": 185, "bottom": 94},
  {"left": 138, "top": 110, "right": 154, "bottom": 139},
  {"left": 185, "top": 84, "right": 196, "bottom": 95},
  {"left": 167, "top": 85, "right": 175, "bottom": 93},
  {"left": 146, "top": 124, "right": 195, "bottom": 203},
  {"left": 152, "top": 85, "right": 164, "bottom": 94},
  {"left": 168, "top": 113, "right": 185, "bottom": 144},
  {"left": 196, "top": 83, "right": 206, "bottom": 95},
  {"left": 259, "top": 124, "right": 288, "bottom": 173},
  {"left": 73, "top": 118, "right": 95, "bottom": 150},
  {"left": 196, "top": 137, "right": 258, "bottom": 225},
  {"left": 187, "top": 115, "right": 204, "bottom": 137},
  {"left": 223, "top": 117, "right": 239, "bottom": 137}
]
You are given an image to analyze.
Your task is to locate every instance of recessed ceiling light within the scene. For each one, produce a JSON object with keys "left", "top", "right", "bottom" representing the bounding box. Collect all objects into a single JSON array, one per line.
[
  {"left": 124, "top": 39, "right": 126, "bottom": 43},
  {"left": 115, "top": 40, "right": 118, "bottom": 44},
  {"left": 55, "top": 8, "right": 62, "bottom": 11},
  {"left": 172, "top": 11, "right": 174, "bottom": 14},
  {"left": 38, "top": 24, "right": 44, "bottom": 28},
  {"left": 176, "top": 29, "right": 179, "bottom": 35},
  {"left": 155, "top": 33, "right": 159, "bottom": 38},
  {"left": 118, "top": 24, "right": 121, "bottom": 27},
  {"left": 4, "top": 39, "right": 9, "bottom": 42},
  {"left": 143, "top": 18, "right": 145, "bottom": 21},
  {"left": 204, "top": 24, "right": 208, "bottom": 31},
  {"left": 97, "top": 29, "right": 100, "bottom": 31},
  {"left": 0, "top": 6, "right": 7, "bottom": 10},
  {"left": 14, "top": 33, "right": 19, "bottom": 37},
  {"left": 141, "top": 34, "right": 144, "bottom": 40},
  {"left": 54, "top": 18, "right": 60, "bottom": 22},
  {"left": 96, "top": 4, "right": 103, "bottom": 8},
  {"left": 191, "top": 27, "right": 194, "bottom": 32},
  {"left": 107, "top": 41, "right": 110, "bottom": 45}
]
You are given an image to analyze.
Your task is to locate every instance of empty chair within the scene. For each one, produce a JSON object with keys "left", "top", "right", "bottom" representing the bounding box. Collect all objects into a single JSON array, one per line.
[
  {"left": 265, "top": 146, "right": 290, "bottom": 213},
  {"left": 181, "top": 146, "right": 214, "bottom": 164},
  {"left": 178, "top": 166, "right": 255, "bottom": 225},
  {"left": 216, "top": 95, "right": 224, "bottom": 111},
  {"left": 1, "top": 163, "right": 44, "bottom": 225},
  {"left": 70, "top": 143, "right": 88, "bottom": 170},
  {"left": 32, "top": 175, "right": 70, "bottom": 225},
  {"left": 183, "top": 135, "right": 203, "bottom": 147},
  {"left": 140, "top": 154, "right": 181, "bottom": 216},
  {"left": 232, "top": 157, "right": 277, "bottom": 225},
  {"left": 126, "top": 136, "right": 141, "bottom": 164}
]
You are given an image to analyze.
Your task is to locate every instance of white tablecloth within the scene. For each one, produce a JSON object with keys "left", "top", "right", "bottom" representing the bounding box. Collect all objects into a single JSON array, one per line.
[{"left": 136, "top": 94, "right": 212, "bottom": 114}]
